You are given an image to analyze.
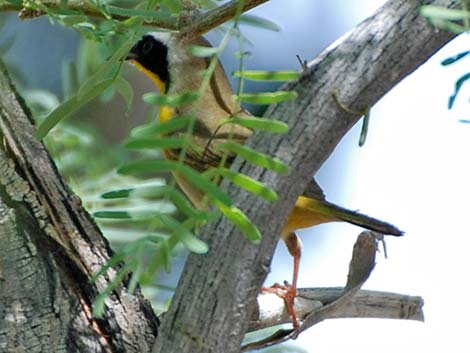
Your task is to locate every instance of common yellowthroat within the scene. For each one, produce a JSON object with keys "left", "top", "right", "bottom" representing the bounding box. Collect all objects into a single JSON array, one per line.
[{"left": 126, "top": 33, "right": 403, "bottom": 329}]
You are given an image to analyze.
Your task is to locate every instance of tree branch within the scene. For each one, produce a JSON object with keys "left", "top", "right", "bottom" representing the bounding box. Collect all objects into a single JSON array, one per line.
[
  {"left": 244, "top": 233, "right": 423, "bottom": 350},
  {"left": 152, "top": 1, "right": 458, "bottom": 353},
  {"left": 249, "top": 288, "right": 424, "bottom": 332},
  {"left": 0, "top": 0, "right": 177, "bottom": 28},
  {"left": 244, "top": 232, "right": 420, "bottom": 350},
  {"left": 179, "top": 0, "right": 270, "bottom": 40},
  {"left": 0, "top": 0, "right": 269, "bottom": 38}
]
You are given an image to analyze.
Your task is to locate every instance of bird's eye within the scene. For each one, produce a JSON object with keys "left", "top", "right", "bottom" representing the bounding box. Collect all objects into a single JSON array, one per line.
[{"left": 142, "top": 40, "right": 153, "bottom": 55}]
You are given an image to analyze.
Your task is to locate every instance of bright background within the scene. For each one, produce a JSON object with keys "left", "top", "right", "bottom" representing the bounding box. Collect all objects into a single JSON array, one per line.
[{"left": 1, "top": 1, "right": 470, "bottom": 352}]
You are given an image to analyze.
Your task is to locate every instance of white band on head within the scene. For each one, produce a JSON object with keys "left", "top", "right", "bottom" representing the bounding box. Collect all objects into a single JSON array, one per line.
[{"left": 147, "top": 31, "right": 172, "bottom": 44}]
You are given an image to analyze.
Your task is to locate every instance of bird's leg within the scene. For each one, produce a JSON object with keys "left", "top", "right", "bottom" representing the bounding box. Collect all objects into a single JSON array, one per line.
[
  {"left": 284, "top": 232, "right": 303, "bottom": 331},
  {"left": 262, "top": 232, "right": 303, "bottom": 331},
  {"left": 287, "top": 231, "right": 302, "bottom": 292}
]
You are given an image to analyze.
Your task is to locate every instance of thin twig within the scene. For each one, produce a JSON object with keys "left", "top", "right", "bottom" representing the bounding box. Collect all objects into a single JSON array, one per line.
[
  {"left": 295, "top": 54, "right": 308, "bottom": 73},
  {"left": 180, "top": 0, "right": 270, "bottom": 40}
]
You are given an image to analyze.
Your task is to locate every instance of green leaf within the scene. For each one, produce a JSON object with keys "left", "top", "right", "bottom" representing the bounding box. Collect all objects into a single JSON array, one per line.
[
  {"left": 92, "top": 248, "right": 129, "bottom": 282},
  {"left": 77, "top": 36, "right": 136, "bottom": 101},
  {"left": 419, "top": 6, "right": 470, "bottom": 21},
  {"left": 238, "top": 14, "right": 281, "bottom": 31},
  {"left": 219, "top": 142, "right": 289, "bottom": 174},
  {"left": 36, "top": 78, "right": 114, "bottom": 139},
  {"left": 125, "top": 137, "right": 189, "bottom": 149},
  {"left": 102, "top": 228, "right": 167, "bottom": 243},
  {"left": 101, "top": 189, "right": 132, "bottom": 199},
  {"left": 232, "top": 70, "right": 300, "bottom": 81},
  {"left": 160, "top": 239, "right": 171, "bottom": 272},
  {"left": 101, "top": 182, "right": 166, "bottom": 199},
  {"left": 92, "top": 292, "right": 107, "bottom": 318},
  {"left": 122, "top": 16, "right": 144, "bottom": 28},
  {"left": 227, "top": 116, "right": 288, "bottom": 133},
  {"left": 100, "top": 84, "right": 116, "bottom": 102},
  {"left": 127, "top": 266, "right": 142, "bottom": 294},
  {"left": 187, "top": 45, "right": 219, "bottom": 57},
  {"left": 61, "top": 60, "right": 79, "bottom": 100},
  {"left": 94, "top": 210, "right": 132, "bottom": 219},
  {"left": 95, "top": 203, "right": 176, "bottom": 220},
  {"left": 167, "top": 189, "right": 211, "bottom": 220},
  {"left": 217, "top": 168, "right": 278, "bottom": 202},
  {"left": 448, "top": 72, "right": 470, "bottom": 109},
  {"left": 93, "top": 265, "right": 131, "bottom": 317},
  {"left": 217, "top": 202, "right": 261, "bottom": 243},
  {"left": 433, "top": 20, "right": 466, "bottom": 33},
  {"left": 239, "top": 91, "right": 298, "bottom": 105},
  {"left": 60, "top": 15, "right": 89, "bottom": 26},
  {"left": 143, "top": 92, "right": 200, "bottom": 107},
  {"left": 51, "top": 7, "right": 82, "bottom": 16},
  {"left": 102, "top": 185, "right": 211, "bottom": 220},
  {"left": 441, "top": 51, "right": 470, "bottom": 66},
  {"left": 158, "top": 0, "right": 183, "bottom": 12},
  {"left": 358, "top": 108, "right": 370, "bottom": 147},
  {"left": 107, "top": 5, "right": 173, "bottom": 19},
  {"left": 118, "top": 159, "right": 232, "bottom": 206},
  {"left": 160, "top": 215, "right": 208, "bottom": 254},
  {"left": 131, "top": 116, "right": 193, "bottom": 137},
  {"left": 115, "top": 76, "right": 134, "bottom": 113},
  {"left": 76, "top": 59, "right": 117, "bottom": 101}
]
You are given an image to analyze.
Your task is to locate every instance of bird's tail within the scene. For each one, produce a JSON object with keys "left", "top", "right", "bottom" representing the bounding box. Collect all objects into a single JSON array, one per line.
[{"left": 298, "top": 196, "right": 404, "bottom": 237}]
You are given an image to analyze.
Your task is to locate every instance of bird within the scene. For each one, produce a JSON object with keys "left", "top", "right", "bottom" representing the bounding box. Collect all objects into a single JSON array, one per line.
[{"left": 126, "top": 32, "right": 403, "bottom": 330}]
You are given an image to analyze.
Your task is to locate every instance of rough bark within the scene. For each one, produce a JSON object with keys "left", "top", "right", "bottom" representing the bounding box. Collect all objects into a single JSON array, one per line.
[
  {"left": 0, "top": 61, "right": 158, "bottom": 352},
  {"left": 152, "top": 1, "right": 458, "bottom": 353}
]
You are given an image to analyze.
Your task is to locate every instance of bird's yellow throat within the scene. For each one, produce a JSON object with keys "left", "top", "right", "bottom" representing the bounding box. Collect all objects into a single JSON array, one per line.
[{"left": 131, "top": 59, "right": 174, "bottom": 123}]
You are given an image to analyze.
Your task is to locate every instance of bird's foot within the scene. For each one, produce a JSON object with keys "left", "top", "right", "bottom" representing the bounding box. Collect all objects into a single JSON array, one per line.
[{"left": 262, "top": 281, "right": 300, "bottom": 332}]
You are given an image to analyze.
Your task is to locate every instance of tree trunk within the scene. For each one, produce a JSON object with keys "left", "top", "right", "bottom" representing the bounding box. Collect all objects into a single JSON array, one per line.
[{"left": 0, "top": 61, "right": 158, "bottom": 352}]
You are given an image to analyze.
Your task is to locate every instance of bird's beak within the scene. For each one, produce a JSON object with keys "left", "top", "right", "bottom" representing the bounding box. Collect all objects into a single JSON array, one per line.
[
  {"left": 125, "top": 42, "right": 139, "bottom": 61},
  {"left": 125, "top": 52, "right": 138, "bottom": 61}
]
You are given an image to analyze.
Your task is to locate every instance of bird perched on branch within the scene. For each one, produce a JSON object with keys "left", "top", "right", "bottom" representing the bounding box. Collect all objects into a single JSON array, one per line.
[{"left": 126, "top": 32, "right": 403, "bottom": 330}]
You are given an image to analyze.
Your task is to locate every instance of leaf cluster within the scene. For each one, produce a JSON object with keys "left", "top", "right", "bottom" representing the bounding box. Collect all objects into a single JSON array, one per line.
[
  {"left": 420, "top": 3, "right": 470, "bottom": 116},
  {"left": 6, "top": 0, "right": 300, "bottom": 315}
]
